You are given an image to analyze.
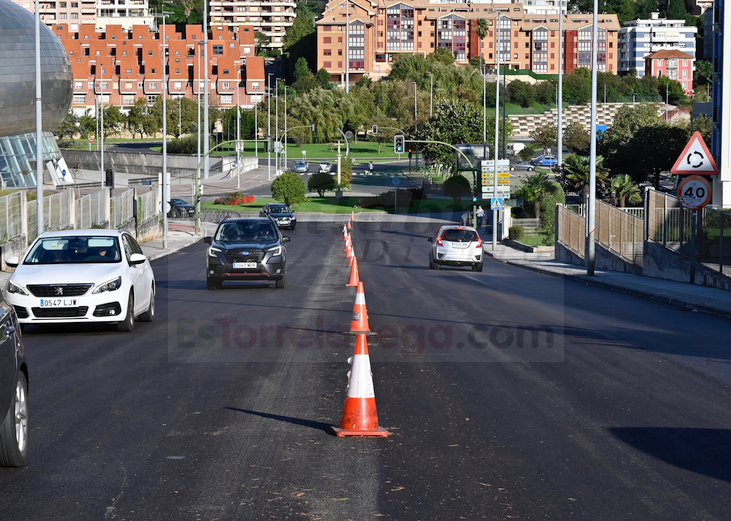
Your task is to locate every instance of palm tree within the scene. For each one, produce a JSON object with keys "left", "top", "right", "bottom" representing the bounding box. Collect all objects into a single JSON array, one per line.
[
  {"left": 474, "top": 19, "right": 489, "bottom": 70},
  {"left": 610, "top": 174, "right": 642, "bottom": 208},
  {"left": 563, "top": 154, "right": 608, "bottom": 204},
  {"left": 519, "top": 172, "right": 553, "bottom": 220}
]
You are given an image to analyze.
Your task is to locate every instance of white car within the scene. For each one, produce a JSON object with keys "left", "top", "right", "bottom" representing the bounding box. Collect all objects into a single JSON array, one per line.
[
  {"left": 427, "top": 225, "right": 483, "bottom": 272},
  {"left": 318, "top": 161, "right": 333, "bottom": 174},
  {"left": 3, "top": 230, "right": 155, "bottom": 332}
]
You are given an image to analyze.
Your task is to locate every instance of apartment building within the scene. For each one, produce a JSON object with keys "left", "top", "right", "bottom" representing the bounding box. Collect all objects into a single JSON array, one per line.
[
  {"left": 644, "top": 49, "right": 694, "bottom": 94},
  {"left": 618, "top": 12, "right": 697, "bottom": 76},
  {"left": 209, "top": 0, "right": 297, "bottom": 50},
  {"left": 53, "top": 22, "right": 266, "bottom": 115},
  {"left": 10, "top": 0, "right": 152, "bottom": 30},
  {"left": 316, "top": 0, "right": 619, "bottom": 86}
]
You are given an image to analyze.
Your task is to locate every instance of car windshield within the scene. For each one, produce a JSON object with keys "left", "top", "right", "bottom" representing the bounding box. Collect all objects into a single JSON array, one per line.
[
  {"left": 171, "top": 199, "right": 188, "bottom": 205},
  {"left": 442, "top": 229, "right": 478, "bottom": 243},
  {"left": 269, "top": 205, "right": 289, "bottom": 213},
  {"left": 24, "top": 236, "right": 122, "bottom": 264},
  {"left": 216, "top": 222, "right": 278, "bottom": 242}
]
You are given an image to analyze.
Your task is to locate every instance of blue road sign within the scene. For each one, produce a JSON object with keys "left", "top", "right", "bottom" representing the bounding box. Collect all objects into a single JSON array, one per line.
[
  {"left": 491, "top": 197, "right": 503, "bottom": 210},
  {"left": 392, "top": 177, "right": 401, "bottom": 187}
]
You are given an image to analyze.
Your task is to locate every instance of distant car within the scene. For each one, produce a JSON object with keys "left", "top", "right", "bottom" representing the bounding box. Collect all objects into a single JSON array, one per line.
[
  {"left": 204, "top": 217, "right": 291, "bottom": 289},
  {"left": 259, "top": 203, "right": 296, "bottom": 230},
  {"left": 532, "top": 155, "right": 558, "bottom": 167},
  {"left": 168, "top": 198, "right": 195, "bottom": 218},
  {"left": 427, "top": 225, "right": 483, "bottom": 272},
  {"left": 3, "top": 230, "right": 156, "bottom": 332},
  {"left": 0, "top": 298, "right": 28, "bottom": 467},
  {"left": 510, "top": 160, "right": 535, "bottom": 172},
  {"left": 294, "top": 160, "right": 309, "bottom": 173},
  {"left": 318, "top": 161, "right": 332, "bottom": 174}
]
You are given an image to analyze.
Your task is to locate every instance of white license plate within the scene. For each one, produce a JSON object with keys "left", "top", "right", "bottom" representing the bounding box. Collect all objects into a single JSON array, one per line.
[
  {"left": 40, "top": 298, "right": 78, "bottom": 307},
  {"left": 233, "top": 262, "right": 257, "bottom": 269}
]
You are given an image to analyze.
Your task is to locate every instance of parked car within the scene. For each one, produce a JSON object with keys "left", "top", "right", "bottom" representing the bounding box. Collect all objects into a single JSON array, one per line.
[
  {"left": 293, "top": 160, "right": 309, "bottom": 173},
  {"left": 168, "top": 198, "right": 195, "bottom": 218},
  {"left": 510, "top": 160, "right": 535, "bottom": 172},
  {"left": 427, "top": 225, "right": 483, "bottom": 272},
  {"left": 0, "top": 298, "right": 28, "bottom": 467},
  {"left": 3, "top": 230, "right": 156, "bottom": 332},
  {"left": 532, "top": 155, "right": 558, "bottom": 167},
  {"left": 318, "top": 161, "right": 332, "bottom": 174},
  {"left": 204, "top": 217, "right": 291, "bottom": 289},
  {"left": 259, "top": 203, "right": 296, "bottom": 230}
]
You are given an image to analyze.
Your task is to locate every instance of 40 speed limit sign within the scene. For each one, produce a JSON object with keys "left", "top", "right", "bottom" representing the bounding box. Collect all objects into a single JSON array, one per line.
[{"left": 677, "top": 175, "right": 713, "bottom": 210}]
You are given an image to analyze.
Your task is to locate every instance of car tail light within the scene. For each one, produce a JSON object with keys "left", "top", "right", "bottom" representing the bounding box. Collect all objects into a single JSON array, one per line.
[
  {"left": 436, "top": 235, "right": 444, "bottom": 246},
  {"left": 474, "top": 237, "right": 483, "bottom": 248}
]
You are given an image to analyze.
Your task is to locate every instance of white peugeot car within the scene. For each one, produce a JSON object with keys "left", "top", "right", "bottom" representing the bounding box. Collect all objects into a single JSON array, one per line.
[
  {"left": 427, "top": 225, "right": 484, "bottom": 272},
  {"left": 3, "top": 230, "right": 155, "bottom": 332}
]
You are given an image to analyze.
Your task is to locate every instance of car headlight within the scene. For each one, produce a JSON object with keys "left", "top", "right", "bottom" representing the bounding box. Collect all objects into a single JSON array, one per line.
[
  {"left": 93, "top": 276, "right": 122, "bottom": 294},
  {"left": 208, "top": 246, "right": 223, "bottom": 258},
  {"left": 266, "top": 245, "right": 282, "bottom": 257},
  {"left": 6, "top": 280, "right": 28, "bottom": 296}
]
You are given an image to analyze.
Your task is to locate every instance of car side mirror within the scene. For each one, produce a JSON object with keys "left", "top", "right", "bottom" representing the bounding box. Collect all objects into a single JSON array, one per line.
[
  {"left": 426, "top": 237, "right": 433, "bottom": 243},
  {"left": 5, "top": 256, "right": 19, "bottom": 268},
  {"left": 282, "top": 236, "right": 292, "bottom": 243},
  {"left": 204, "top": 237, "right": 212, "bottom": 244},
  {"left": 129, "top": 253, "right": 147, "bottom": 265}
]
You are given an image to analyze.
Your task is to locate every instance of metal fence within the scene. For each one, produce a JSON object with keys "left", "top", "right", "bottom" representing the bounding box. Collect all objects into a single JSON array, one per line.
[
  {"left": 557, "top": 204, "right": 585, "bottom": 258},
  {"left": 137, "top": 189, "right": 158, "bottom": 224},
  {"left": 596, "top": 200, "right": 643, "bottom": 267},
  {"left": 0, "top": 192, "right": 22, "bottom": 243},
  {"left": 27, "top": 191, "right": 73, "bottom": 243},
  {"left": 699, "top": 206, "right": 731, "bottom": 277},
  {"left": 110, "top": 189, "right": 134, "bottom": 229}
]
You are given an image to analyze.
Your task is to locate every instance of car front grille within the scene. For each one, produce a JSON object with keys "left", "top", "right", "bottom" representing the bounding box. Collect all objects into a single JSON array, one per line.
[
  {"left": 27, "top": 284, "right": 93, "bottom": 297},
  {"left": 32, "top": 307, "right": 89, "bottom": 318},
  {"left": 13, "top": 306, "right": 29, "bottom": 319},
  {"left": 225, "top": 250, "right": 265, "bottom": 263}
]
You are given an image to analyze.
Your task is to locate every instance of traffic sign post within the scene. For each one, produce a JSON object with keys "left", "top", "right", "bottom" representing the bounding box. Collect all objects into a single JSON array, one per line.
[
  {"left": 393, "top": 176, "right": 400, "bottom": 214},
  {"left": 88, "top": 135, "right": 93, "bottom": 151},
  {"left": 677, "top": 175, "right": 713, "bottom": 285},
  {"left": 671, "top": 132, "right": 719, "bottom": 176}
]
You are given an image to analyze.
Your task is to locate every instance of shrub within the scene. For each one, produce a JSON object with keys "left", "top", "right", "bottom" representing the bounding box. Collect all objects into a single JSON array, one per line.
[
  {"left": 308, "top": 172, "right": 336, "bottom": 196},
  {"left": 443, "top": 175, "right": 472, "bottom": 204},
  {"left": 271, "top": 171, "right": 307, "bottom": 206},
  {"left": 509, "top": 225, "right": 525, "bottom": 241},
  {"left": 539, "top": 181, "right": 566, "bottom": 237}
]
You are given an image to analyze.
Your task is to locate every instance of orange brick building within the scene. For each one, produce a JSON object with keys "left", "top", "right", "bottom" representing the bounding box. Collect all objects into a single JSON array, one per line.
[
  {"left": 316, "top": 0, "right": 620, "bottom": 87},
  {"left": 52, "top": 22, "right": 267, "bottom": 115}
]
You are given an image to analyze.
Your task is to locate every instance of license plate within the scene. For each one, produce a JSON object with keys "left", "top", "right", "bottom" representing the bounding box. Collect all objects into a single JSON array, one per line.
[
  {"left": 233, "top": 262, "right": 257, "bottom": 269},
  {"left": 40, "top": 298, "right": 77, "bottom": 307}
]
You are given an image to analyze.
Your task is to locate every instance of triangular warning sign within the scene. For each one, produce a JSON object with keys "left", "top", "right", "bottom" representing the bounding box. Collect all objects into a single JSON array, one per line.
[{"left": 670, "top": 131, "right": 719, "bottom": 175}]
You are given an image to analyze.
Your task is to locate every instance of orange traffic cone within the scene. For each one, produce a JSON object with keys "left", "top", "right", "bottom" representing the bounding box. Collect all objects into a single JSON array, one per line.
[
  {"left": 348, "top": 245, "right": 354, "bottom": 266},
  {"left": 332, "top": 333, "right": 388, "bottom": 437},
  {"left": 344, "top": 235, "right": 351, "bottom": 253},
  {"left": 346, "top": 257, "right": 360, "bottom": 287},
  {"left": 348, "top": 282, "right": 372, "bottom": 334},
  {"left": 347, "top": 220, "right": 352, "bottom": 230},
  {"left": 343, "top": 224, "right": 348, "bottom": 236},
  {"left": 351, "top": 210, "right": 355, "bottom": 221}
]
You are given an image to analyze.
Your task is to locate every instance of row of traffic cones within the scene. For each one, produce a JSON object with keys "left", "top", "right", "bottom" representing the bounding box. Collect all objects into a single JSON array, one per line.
[{"left": 332, "top": 214, "right": 388, "bottom": 437}]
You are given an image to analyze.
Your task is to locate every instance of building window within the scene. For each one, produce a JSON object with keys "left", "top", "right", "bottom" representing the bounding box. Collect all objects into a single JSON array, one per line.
[
  {"left": 75, "top": 81, "right": 83, "bottom": 89},
  {"left": 147, "top": 95, "right": 156, "bottom": 103},
  {"left": 213, "top": 45, "right": 223, "bottom": 55},
  {"left": 324, "top": 61, "right": 332, "bottom": 68},
  {"left": 73, "top": 95, "right": 85, "bottom": 104},
  {"left": 223, "top": 82, "right": 230, "bottom": 89},
  {"left": 220, "top": 95, "right": 233, "bottom": 104},
  {"left": 324, "top": 37, "right": 331, "bottom": 44},
  {"left": 149, "top": 82, "right": 157, "bottom": 89},
  {"left": 252, "top": 83, "right": 259, "bottom": 90},
  {"left": 324, "top": 49, "right": 331, "bottom": 56}
]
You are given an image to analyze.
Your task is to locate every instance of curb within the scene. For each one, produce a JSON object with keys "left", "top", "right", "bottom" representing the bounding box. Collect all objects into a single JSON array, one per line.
[{"left": 495, "top": 258, "right": 731, "bottom": 320}]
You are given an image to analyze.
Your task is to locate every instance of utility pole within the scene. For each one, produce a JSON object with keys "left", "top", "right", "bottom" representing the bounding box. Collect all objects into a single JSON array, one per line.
[
  {"left": 557, "top": 3, "right": 563, "bottom": 167},
  {"left": 492, "top": 16, "right": 500, "bottom": 251},
  {"left": 237, "top": 68, "right": 241, "bottom": 190},
  {"left": 203, "top": 0, "right": 209, "bottom": 180},
  {"left": 155, "top": 10, "right": 173, "bottom": 248},
  {"left": 100, "top": 62, "right": 105, "bottom": 194},
  {"left": 429, "top": 73, "right": 434, "bottom": 118},
  {"left": 587, "top": 0, "right": 598, "bottom": 275},
  {"left": 267, "top": 73, "right": 272, "bottom": 180},
  {"left": 34, "top": 0, "right": 44, "bottom": 235}
]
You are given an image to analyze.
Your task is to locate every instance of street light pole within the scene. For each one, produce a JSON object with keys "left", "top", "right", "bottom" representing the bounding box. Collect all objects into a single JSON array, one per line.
[
  {"left": 345, "top": 0, "right": 349, "bottom": 93},
  {"left": 267, "top": 73, "right": 272, "bottom": 180},
  {"left": 587, "top": 0, "right": 599, "bottom": 275},
  {"left": 155, "top": 10, "right": 173, "bottom": 248},
  {"left": 557, "top": 2, "right": 563, "bottom": 167},
  {"left": 275, "top": 79, "right": 279, "bottom": 174},
  {"left": 34, "top": 0, "right": 43, "bottom": 235},
  {"left": 413, "top": 81, "right": 418, "bottom": 132},
  {"left": 284, "top": 85, "right": 288, "bottom": 169},
  {"left": 203, "top": 0, "right": 210, "bottom": 180},
  {"left": 429, "top": 73, "right": 433, "bottom": 118},
  {"left": 492, "top": 17, "right": 501, "bottom": 252},
  {"left": 100, "top": 62, "right": 105, "bottom": 194},
  {"left": 237, "top": 68, "right": 241, "bottom": 190}
]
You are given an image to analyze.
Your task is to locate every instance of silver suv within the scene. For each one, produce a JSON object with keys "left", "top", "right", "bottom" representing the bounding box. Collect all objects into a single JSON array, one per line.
[{"left": 427, "top": 225, "right": 483, "bottom": 272}]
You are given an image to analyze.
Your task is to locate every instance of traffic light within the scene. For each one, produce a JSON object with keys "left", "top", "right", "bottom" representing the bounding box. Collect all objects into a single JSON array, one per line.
[
  {"left": 394, "top": 135, "right": 405, "bottom": 154},
  {"left": 372, "top": 125, "right": 378, "bottom": 135},
  {"left": 105, "top": 168, "right": 114, "bottom": 189}
]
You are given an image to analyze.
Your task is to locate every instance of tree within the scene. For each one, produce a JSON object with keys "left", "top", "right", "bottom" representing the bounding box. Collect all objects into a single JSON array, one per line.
[
  {"left": 102, "top": 105, "right": 125, "bottom": 138},
  {"left": 506, "top": 80, "right": 535, "bottom": 108},
  {"left": 443, "top": 175, "right": 472, "bottom": 204},
  {"left": 294, "top": 57, "right": 311, "bottom": 81},
  {"left": 308, "top": 172, "right": 336, "bottom": 196},
  {"left": 530, "top": 122, "right": 558, "bottom": 153},
  {"left": 54, "top": 110, "right": 79, "bottom": 140},
  {"left": 474, "top": 19, "right": 489, "bottom": 69},
  {"left": 602, "top": 103, "right": 661, "bottom": 175},
  {"left": 563, "top": 120, "right": 590, "bottom": 155},
  {"left": 127, "top": 98, "right": 149, "bottom": 139},
  {"left": 518, "top": 143, "right": 539, "bottom": 162},
  {"left": 271, "top": 171, "right": 307, "bottom": 207},
  {"left": 561, "top": 154, "right": 608, "bottom": 204},
  {"left": 563, "top": 68, "right": 592, "bottom": 104},
  {"left": 431, "top": 47, "right": 455, "bottom": 65},
  {"left": 254, "top": 31, "right": 271, "bottom": 56},
  {"left": 516, "top": 172, "right": 553, "bottom": 220},
  {"left": 610, "top": 174, "right": 642, "bottom": 207},
  {"left": 666, "top": 0, "right": 687, "bottom": 20}
]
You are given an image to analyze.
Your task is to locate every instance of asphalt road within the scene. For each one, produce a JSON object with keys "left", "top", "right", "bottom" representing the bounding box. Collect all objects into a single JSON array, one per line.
[{"left": 2, "top": 215, "right": 731, "bottom": 520}]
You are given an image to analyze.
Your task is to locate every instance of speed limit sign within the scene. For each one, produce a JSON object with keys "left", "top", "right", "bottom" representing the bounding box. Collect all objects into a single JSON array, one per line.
[{"left": 677, "top": 175, "right": 712, "bottom": 210}]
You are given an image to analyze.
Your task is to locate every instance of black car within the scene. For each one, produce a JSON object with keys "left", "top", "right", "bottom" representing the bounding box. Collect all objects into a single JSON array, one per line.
[
  {"left": 168, "top": 198, "right": 195, "bottom": 218},
  {"left": 204, "top": 217, "right": 291, "bottom": 289},
  {"left": 259, "top": 203, "right": 296, "bottom": 230},
  {"left": 0, "top": 296, "right": 28, "bottom": 467}
]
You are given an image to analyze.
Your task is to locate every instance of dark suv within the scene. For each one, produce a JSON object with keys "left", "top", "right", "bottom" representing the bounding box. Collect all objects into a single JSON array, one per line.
[
  {"left": 204, "top": 217, "right": 291, "bottom": 289},
  {"left": 259, "top": 203, "right": 296, "bottom": 230}
]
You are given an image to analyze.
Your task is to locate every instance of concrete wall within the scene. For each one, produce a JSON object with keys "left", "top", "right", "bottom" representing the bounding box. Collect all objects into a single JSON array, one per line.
[
  {"left": 555, "top": 242, "right": 642, "bottom": 275},
  {"left": 644, "top": 241, "right": 731, "bottom": 290},
  {"left": 61, "top": 150, "right": 228, "bottom": 179}
]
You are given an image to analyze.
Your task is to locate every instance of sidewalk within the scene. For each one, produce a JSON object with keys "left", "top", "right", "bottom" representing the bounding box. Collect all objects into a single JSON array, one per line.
[{"left": 483, "top": 239, "right": 731, "bottom": 319}]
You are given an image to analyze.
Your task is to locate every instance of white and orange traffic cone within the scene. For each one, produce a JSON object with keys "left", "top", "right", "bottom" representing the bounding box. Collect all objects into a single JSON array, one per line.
[
  {"left": 346, "top": 257, "right": 360, "bottom": 287},
  {"left": 332, "top": 333, "right": 388, "bottom": 437},
  {"left": 351, "top": 210, "right": 355, "bottom": 221},
  {"left": 347, "top": 220, "right": 352, "bottom": 230},
  {"left": 344, "top": 234, "right": 351, "bottom": 253},
  {"left": 347, "top": 282, "right": 372, "bottom": 334},
  {"left": 348, "top": 244, "right": 354, "bottom": 266},
  {"left": 343, "top": 223, "right": 348, "bottom": 236}
]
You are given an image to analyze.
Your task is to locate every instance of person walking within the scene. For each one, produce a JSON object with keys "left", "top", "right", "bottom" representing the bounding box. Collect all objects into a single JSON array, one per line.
[{"left": 476, "top": 206, "right": 485, "bottom": 228}]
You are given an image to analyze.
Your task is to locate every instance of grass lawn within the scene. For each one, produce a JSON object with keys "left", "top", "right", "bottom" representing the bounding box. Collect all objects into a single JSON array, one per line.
[{"left": 515, "top": 232, "right": 554, "bottom": 248}]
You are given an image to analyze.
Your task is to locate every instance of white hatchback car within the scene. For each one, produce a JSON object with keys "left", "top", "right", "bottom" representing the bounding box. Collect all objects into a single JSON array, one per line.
[
  {"left": 3, "top": 230, "right": 155, "bottom": 332},
  {"left": 427, "top": 225, "right": 484, "bottom": 272}
]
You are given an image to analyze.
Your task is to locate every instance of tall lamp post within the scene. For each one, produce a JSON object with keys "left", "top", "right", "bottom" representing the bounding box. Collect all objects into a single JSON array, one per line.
[
  {"left": 35, "top": 0, "right": 43, "bottom": 234},
  {"left": 155, "top": 10, "right": 173, "bottom": 248},
  {"left": 236, "top": 68, "right": 241, "bottom": 189},
  {"left": 284, "top": 85, "right": 288, "bottom": 169},
  {"left": 100, "top": 62, "right": 105, "bottom": 194},
  {"left": 203, "top": 0, "right": 210, "bottom": 180},
  {"left": 557, "top": 1, "right": 563, "bottom": 167},
  {"left": 267, "top": 73, "right": 273, "bottom": 180},
  {"left": 492, "top": 17, "right": 501, "bottom": 252},
  {"left": 428, "top": 73, "right": 434, "bottom": 118},
  {"left": 587, "top": 0, "right": 599, "bottom": 275},
  {"left": 413, "top": 81, "right": 418, "bottom": 132}
]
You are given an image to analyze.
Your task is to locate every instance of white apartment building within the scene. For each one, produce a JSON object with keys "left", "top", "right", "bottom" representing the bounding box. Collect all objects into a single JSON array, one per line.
[
  {"left": 11, "top": 0, "right": 152, "bottom": 30},
  {"left": 209, "top": 0, "right": 297, "bottom": 49},
  {"left": 618, "top": 12, "right": 697, "bottom": 76},
  {"left": 428, "top": 0, "right": 566, "bottom": 15}
]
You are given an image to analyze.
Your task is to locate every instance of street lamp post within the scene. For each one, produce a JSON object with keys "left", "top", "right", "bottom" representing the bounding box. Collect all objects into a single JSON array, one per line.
[
  {"left": 429, "top": 73, "right": 433, "bottom": 118},
  {"left": 587, "top": 0, "right": 599, "bottom": 275},
  {"left": 346, "top": 0, "right": 349, "bottom": 93},
  {"left": 204, "top": 0, "right": 210, "bottom": 180},
  {"left": 237, "top": 68, "right": 241, "bottom": 190},
  {"left": 413, "top": 81, "right": 418, "bottom": 132},
  {"left": 557, "top": 2, "right": 563, "bottom": 167},
  {"left": 267, "top": 73, "right": 272, "bottom": 180},
  {"left": 284, "top": 85, "right": 288, "bottom": 169},
  {"left": 275, "top": 79, "right": 279, "bottom": 174},
  {"left": 492, "top": 17, "right": 501, "bottom": 252},
  {"left": 34, "top": 0, "right": 43, "bottom": 234},
  {"left": 100, "top": 62, "right": 105, "bottom": 193},
  {"left": 155, "top": 10, "right": 173, "bottom": 248}
]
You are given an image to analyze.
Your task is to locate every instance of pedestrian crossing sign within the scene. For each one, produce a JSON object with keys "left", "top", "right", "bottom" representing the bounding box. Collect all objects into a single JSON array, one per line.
[{"left": 491, "top": 198, "right": 504, "bottom": 210}]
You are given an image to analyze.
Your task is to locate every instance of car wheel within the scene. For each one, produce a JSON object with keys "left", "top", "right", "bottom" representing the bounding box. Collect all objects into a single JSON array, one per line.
[
  {"left": 139, "top": 285, "right": 155, "bottom": 322},
  {"left": 117, "top": 292, "right": 135, "bottom": 332},
  {"left": 275, "top": 274, "right": 287, "bottom": 289},
  {"left": 290, "top": 225, "right": 296, "bottom": 230},
  {"left": 207, "top": 277, "right": 221, "bottom": 290},
  {"left": 473, "top": 262, "right": 483, "bottom": 272},
  {"left": 0, "top": 372, "right": 28, "bottom": 467}
]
